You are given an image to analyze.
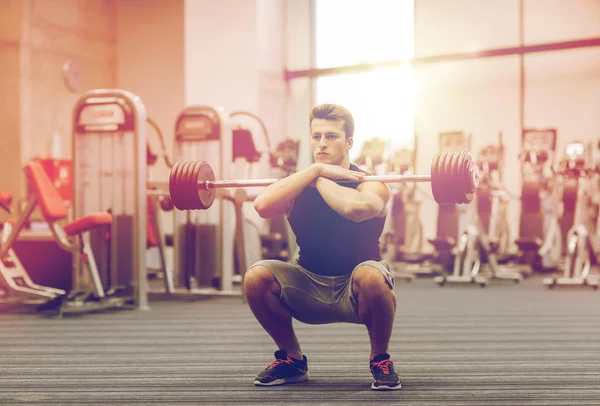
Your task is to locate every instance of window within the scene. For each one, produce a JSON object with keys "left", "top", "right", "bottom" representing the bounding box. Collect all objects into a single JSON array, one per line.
[
  {"left": 314, "top": 0, "right": 416, "bottom": 162},
  {"left": 315, "top": 0, "right": 414, "bottom": 68}
]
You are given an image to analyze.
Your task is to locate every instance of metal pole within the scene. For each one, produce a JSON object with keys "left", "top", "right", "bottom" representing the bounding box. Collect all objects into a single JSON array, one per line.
[
  {"left": 203, "top": 174, "right": 432, "bottom": 190},
  {"left": 285, "top": 37, "right": 600, "bottom": 80}
]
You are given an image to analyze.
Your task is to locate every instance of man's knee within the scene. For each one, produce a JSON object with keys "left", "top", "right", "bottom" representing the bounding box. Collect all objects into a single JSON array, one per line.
[
  {"left": 352, "top": 265, "right": 394, "bottom": 300},
  {"left": 244, "top": 265, "right": 281, "bottom": 298}
]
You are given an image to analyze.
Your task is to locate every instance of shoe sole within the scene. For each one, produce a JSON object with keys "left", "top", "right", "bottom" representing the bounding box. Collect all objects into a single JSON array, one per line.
[
  {"left": 254, "top": 372, "right": 310, "bottom": 386},
  {"left": 371, "top": 382, "right": 402, "bottom": 390}
]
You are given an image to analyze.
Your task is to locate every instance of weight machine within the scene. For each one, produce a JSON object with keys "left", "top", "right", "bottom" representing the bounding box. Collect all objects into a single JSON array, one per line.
[
  {"left": 515, "top": 129, "right": 563, "bottom": 273},
  {"left": 59, "top": 89, "right": 149, "bottom": 313},
  {"left": 430, "top": 131, "right": 489, "bottom": 286},
  {"left": 543, "top": 142, "right": 600, "bottom": 289},
  {"left": 380, "top": 138, "right": 430, "bottom": 280},
  {"left": 470, "top": 134, "right": 525, "bottom": 284}
]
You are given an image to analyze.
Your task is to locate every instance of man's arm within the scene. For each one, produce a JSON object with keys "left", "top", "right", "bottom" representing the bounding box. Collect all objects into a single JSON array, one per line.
[
  {"left": 253, "top": 163, "right": 366, "bottom": 219},
  {"left": 253, "top": 165, "right": 320, "bottom": 219},
  {"left": 315, "top": 177, "right": 391, "bottom": 222}
]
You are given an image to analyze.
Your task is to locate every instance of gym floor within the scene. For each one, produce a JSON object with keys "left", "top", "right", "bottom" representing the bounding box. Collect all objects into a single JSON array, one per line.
[{"left": 1, "top": 275, "right": 598, "bottom": 405}]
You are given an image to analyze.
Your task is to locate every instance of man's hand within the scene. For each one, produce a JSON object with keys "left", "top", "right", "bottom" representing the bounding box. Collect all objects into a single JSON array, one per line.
[{"left": 311, "top": 163, "right": 365, "bottom": 182}]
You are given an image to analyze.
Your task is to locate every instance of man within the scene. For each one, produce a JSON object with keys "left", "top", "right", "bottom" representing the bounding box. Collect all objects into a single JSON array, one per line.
[{"left": 245, "top": 104, "right": 400, "bottom": 391}]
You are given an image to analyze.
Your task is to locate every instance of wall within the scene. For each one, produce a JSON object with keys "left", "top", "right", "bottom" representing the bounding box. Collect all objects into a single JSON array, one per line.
[
  {"left": 0, "top": 0, "right": 24, "bottom": 216},
  {"left": 116, "top": 0, "right": 185, "bottom": 184},
  {"left": 257, "top": 0, "right": 288, "bottom": 154},
  {"left": 0, "top": 0, "right": 116, "bottom": 220},
  {"left": 184, "top": 0, "right": 287, "bottom": 174},
  {"left": 284, "top": 0, "right": 313, "bottom": 169},
  {"left": 184, "top": 0, "right": 260, "bottom": 111}
]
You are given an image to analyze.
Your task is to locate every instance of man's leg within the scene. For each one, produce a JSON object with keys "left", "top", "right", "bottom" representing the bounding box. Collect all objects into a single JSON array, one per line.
[
  {"left": 351, "top": 264, "right": 397, "bottom": 360},
  {"left": 244, "top": 264, "right": 309, "bottom": 386},
  {"left": 244, "top": 265, "right": 303, "bottom": 360},
  {"left": 351, "top": 263, "right": 401, "bottom": 390}
]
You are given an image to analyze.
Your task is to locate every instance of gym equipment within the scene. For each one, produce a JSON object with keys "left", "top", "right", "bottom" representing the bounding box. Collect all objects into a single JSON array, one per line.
[
  {"left": 229, "top": 114, "right": 287, "bottom": 282},
  {"left": 269, "top": 138, "right": 300, "bottom": 176},
  {"left": 0, "top": 191, "right": 12, "bottom": 214},
  {"left": 0, "top": 190, "right": 66, "bottom": 304},
  {"left": 380, "top": 141, "right": 428, "bottom": 281},
  {"left": 145, "top": 118, "right": 174, "bottom": 290},
  {"left": 146, "top": 194, "right": 171, "bottom": 284},
  {"left": 428, "top": 131, "right": 473, "bottom": 282},
  {"left": 434, "top": 221, "right": 489, "bottom": 287},
  {"left": 477, "top": 140, "right": 512, "bottom": 257},
  {"left": 168, "top": 106, "right": 237, "bottom": 296},
  {"left": 389, "top": 146, "right": 425, "bottom": 257},
  {"left": 1, "top": 159, "right": 117, "bottom": 308},
  {"left": 68, "top": 89, "right": 149, "bottom": 313},
  {"left": 443, "top": 135, "right": 524, "bottom": 286},
  {"left": 147, "top": 117, "right": 173, "bottom": 168},
  {"left": 356, "top": 137, "right": 387, "bottom": 174},
  {"left": 167, "top": 151, "right": 480, "bottom": 211},
  {"left": 515, "top": 129, "right": 562, "bottom": 272},
  {"left": 544, "top": 142, "right": 599, "bottom": 289},
  {"left": 260, "top": 138, "right": 301, "bottom": 264},
  {"left": 26, "top": 158, "right": 73, "bottom": 208},
  {"left": 474, "top": 135, "right": 530, "bottom": 282}
]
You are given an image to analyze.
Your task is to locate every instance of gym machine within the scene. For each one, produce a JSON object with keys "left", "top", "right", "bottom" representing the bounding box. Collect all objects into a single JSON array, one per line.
[
  {"left": 0, "top": 191, "right": 66, "bottom": 304},
  {"left": 464, "top": 135, "right": 525, "bottom": 284},
  {"left": 67, "top": 89, "right": 149, "bottom": 312},
  {"left": 515, "top": 129, "right": 563, "bottom": 273},
  {"left": 477, "top": 138, "right": 512, "bottom": 258},
  {"left": 168, "top": 106, "right": 236, "bottom": 295},
  {"left": 146, "top": 119, "right": 174, "bottom": 287},
  {"left": 543, "top": 142, "right": 600, "bottom": 289},
  {"left": 259, "top": 138, "right": 301, "bottom": 263},
  {"left": 380, "top": 139, "right": 429, "bottom": 280},
  {"left": 429, "top": 131, "right": 483, "bottom": 284},
  {"left": 434, "top": 131, "right": 520, "bottom": 287},
  {"left": 356, "top": 138, "right": 387, "bottom": 175}
]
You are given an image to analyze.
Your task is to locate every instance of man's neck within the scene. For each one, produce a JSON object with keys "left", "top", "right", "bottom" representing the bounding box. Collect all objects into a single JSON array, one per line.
[{"left": 339, "top": 157, "right": 351, "bottom": 169}]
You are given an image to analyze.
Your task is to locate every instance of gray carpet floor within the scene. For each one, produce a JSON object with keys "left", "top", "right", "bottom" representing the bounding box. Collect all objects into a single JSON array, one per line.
[{"left": 1, "top": 274, "right": 599, "bottom": 405}]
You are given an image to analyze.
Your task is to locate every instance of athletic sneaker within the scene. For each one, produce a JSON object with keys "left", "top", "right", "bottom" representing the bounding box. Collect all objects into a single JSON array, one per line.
[
  {"left": 370, "top": 353, "right": 402, "bottom": 390},
  {"left": 254, "top": 350, "right": 309, "bottom": 386}
]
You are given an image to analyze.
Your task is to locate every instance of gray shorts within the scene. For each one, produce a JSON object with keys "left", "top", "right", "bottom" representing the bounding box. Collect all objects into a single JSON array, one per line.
[{"left": 248, "top": 258, "right": 395, "bottom": 325}]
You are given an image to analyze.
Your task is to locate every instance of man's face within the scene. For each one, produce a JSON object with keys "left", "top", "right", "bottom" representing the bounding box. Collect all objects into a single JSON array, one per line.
[{"left": 310, "top": 118, "right": 353, "bottom": 165}]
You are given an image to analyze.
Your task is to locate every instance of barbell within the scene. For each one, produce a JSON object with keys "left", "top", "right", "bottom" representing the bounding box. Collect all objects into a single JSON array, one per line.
[{"left": 167, "top": 151, "right": 480, "bottom": 211}]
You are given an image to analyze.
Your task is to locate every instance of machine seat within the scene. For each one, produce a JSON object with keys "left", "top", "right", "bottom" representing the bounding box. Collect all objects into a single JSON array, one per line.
[
  {"left": 63, "top": 213, "right": 112, "bottom": 236},
  {"left": 0, "top": 191, "right": 12, "bottom": 212}
]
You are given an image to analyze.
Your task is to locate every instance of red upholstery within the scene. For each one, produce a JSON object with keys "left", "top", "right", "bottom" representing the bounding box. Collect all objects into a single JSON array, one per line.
[
  {"left": 24, "top": 161, "right": 68, "bottom": 222},
  {"left": 64, "top": 212, "right": 112, "bottom": 236},
  {"left": 0, "top": 190, "right": 12, "bottom": 210},
  {"left": 0, "top": 219, "right": 17, "bottom": 230}
]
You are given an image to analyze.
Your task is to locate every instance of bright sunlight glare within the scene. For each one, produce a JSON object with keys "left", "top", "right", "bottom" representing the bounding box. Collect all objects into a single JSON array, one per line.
[{"left": 314, "top": 0, "right": 416, "bottom": 162}]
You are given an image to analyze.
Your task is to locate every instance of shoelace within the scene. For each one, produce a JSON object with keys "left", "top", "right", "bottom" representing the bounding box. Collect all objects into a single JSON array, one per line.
[
  {"left": 267, "top": 357, "right": 294, "bottom": 370},
  {"left": 371, "top": 359, "right": 392, "bottom": 375}
]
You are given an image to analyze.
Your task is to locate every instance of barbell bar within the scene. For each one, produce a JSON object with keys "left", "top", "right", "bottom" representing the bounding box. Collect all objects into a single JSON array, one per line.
[
  {"left": 167, "top": 151, "right": 480, "bottom": 211},
  {"left": 206, "top": 174, "right": 432, "bottom": 189}
]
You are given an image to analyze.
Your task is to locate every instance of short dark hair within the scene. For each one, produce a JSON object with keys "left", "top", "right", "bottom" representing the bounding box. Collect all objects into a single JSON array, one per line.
[{"left": 309, "top": 104, "right": 354, "bottom": 140}]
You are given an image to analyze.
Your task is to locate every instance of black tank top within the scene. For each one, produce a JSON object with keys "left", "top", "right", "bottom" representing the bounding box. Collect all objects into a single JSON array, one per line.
[{"left": 287, "top": 164, "right": 386, "bottom": 276}]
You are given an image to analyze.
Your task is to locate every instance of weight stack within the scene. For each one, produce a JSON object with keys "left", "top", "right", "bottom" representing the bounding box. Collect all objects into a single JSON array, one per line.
[
  {"left": 112, "top": 215, "right": 134, "bottom": 294},
  {"left": 177, "top": 223, "right": 218, "bottom": 289}
]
